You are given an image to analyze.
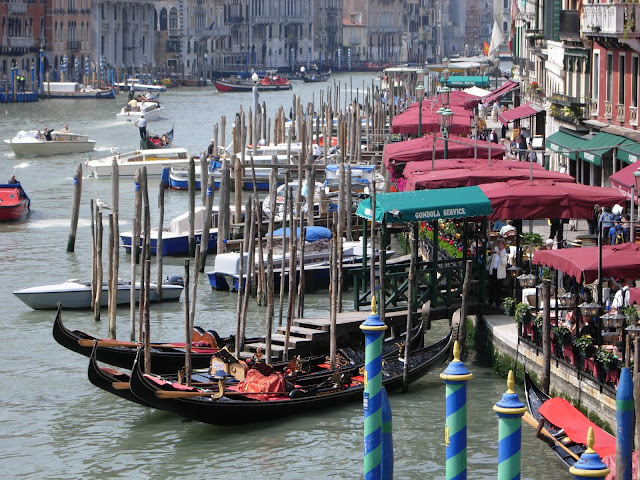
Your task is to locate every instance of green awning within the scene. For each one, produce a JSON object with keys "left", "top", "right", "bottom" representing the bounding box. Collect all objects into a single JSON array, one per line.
[
  {"left": 545, "top": 131, "right": 587, "bottom": 161},
  {"left": 441, "top": 75, "right": 491, "bottom": 88},
  {"left": 356, "top": 186, "right": 492, "bottom": 224},
  {"left": 578, "top": 132, "right": 632, "bottom": 166},
  {"left": 616, "top": 142, "right": 640, "bottom": 164}
]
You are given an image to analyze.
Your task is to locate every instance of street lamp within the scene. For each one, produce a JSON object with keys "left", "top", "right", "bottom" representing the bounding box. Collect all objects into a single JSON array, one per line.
[
  {"left": 438, "top": 85, "right": 451, "bottom": 107},
  {"left": 438, "top": 107, "right": 453, "bottom": 159},
  {"left": 416, "top": 82, "right": 424, "bottom": 137},
  {"left": 632, "top": 168, "right": 640, "bottom": 242}
]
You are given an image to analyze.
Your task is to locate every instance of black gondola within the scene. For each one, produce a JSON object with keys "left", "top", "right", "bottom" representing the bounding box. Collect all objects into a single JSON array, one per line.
[
  {"left": 301, "top": 70, "right": 331, "bottom": 83},
  {"left": 141, "top": 127, "right": 174, "bottom": 149},
  {"left": 127, "top": 329, "right": 452, "bottom": 426}
]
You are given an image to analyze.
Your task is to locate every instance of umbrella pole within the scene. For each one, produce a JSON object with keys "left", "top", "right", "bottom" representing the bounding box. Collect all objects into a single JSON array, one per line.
[{"left": 598, "top": 213, "right": 603, "bottom": 304}]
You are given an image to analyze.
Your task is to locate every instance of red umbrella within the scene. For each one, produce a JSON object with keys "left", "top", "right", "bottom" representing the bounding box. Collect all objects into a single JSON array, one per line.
[
  {"left": 609, "top": 160, "right": 640, "bottom": 203},
  {"left": 392, "top": 105, "right": 473, "bottom": 135},
  {"left": 479, "top": 179, "right": 626, "bottom": 221},
  {"left": 405, "top": 168, "right": 574, "bottom": 191},
  {"left": 402, "top": 157, "right": 544, "bottom": 178},
  {"left": 533, "top": 243, "right": 640, "bottom": 284},
  {"left": 384, "top": 134, "right": 504, "bottom": 169}
]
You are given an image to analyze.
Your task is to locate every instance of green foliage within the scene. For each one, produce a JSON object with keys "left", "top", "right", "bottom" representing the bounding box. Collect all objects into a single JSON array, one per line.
[
  {"left": 552, "top": 325, "right": 571, "bottom": 338},
  {"left": 502, "top": 296, "right": 516, "bottom": 314},
  {"left": 595, "top": 346, "right": 617, "bottom": 367},
  {"left": 622, "top": 305, "right": 639, "bottom": 325},
  {"left": 514, "top": 302, "right": 530, "bottom": 323},
  {"left": 533, "top": 315, "right": 543, "bottom": 329},
  {"left": 522, "top": 232, "right": 543, "bottom": 247},
  {"left": 574, "top": 334, "right": 593, "bottom": 351}
]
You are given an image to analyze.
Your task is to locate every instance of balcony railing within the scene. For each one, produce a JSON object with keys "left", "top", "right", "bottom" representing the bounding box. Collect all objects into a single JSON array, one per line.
[
  {"left": 591, "top": 99, "right": 599, "bottom": 116},
  {"left": 559, "top": 9, "right": 580, "bottom": 37},
  {"left": 67, "top": 40, "right": 80, "bottom": 51},
  {"left": 617, "top": 104, "right": 626, "bottom": 123},
  {"left": 583, "top": 3, "right": 640, "bottom": 37},
  {"left": 549, "top": 92, "right": 587, "bottom": 107},
  {"left": 8, "top": 3, "right": 27, "bottom": 14},
  {"left": 604, "top": 101, "right": 613, "bottom": 120},
  {"left": 630, "top": 106, "right": 638, "bottom": 126},
  {"left": 7, "top": 37, "right": 34, "bottom": 48}
]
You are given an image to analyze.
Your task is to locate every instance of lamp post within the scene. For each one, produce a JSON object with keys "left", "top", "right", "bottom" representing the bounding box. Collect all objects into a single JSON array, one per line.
[
  {"left": 417, "top": 68, "right": 425, "bottom": 137},
  {"left": 203, "top": 53, "right": 208, "bottom": 81},
  {"left": 632, "top": 169, "right": 640, "bottom": 242},
  {"left": 437, "top": 86, "right": 452, "bottom": 159}
]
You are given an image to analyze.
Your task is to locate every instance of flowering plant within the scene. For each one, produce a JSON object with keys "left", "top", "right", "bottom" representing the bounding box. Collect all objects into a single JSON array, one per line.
[
  {"left": 529, "top": 81, "right": 539, "bottom": 91},
  {"left": 574, "top": 334, "right": 593, "bottom": 351}
]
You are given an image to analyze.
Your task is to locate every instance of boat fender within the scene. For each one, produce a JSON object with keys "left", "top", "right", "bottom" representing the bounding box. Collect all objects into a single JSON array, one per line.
[
  {"left": 167, "top": 275, "right": 184, "bottom": 287},
  {"left": 288, "top": 388, "right": 308, "bottom": 399}
]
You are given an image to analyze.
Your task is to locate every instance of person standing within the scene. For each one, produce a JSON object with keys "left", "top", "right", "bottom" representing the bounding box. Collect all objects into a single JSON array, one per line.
[
  {"left": 549, "top": 218, "right": 563, "bottom": 246},
  {"left": 135, "top": 115, "right": 147, "bottom": 139},
  {"left": 517, "top": 136, "right": 527, "bottom": 161},
  {"left": 206, "top": 139, "right": 216, "bottom": 158},
  {"left": 8, "top": 174, "right": 19, "bottom": 184},
  {"left": 487, "top": 238, "right": 508, "bottom": 306}
]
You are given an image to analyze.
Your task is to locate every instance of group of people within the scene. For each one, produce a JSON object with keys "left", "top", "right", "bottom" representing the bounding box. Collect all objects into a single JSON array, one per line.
[
  {"left": 599, "top": 207, "right": 632, "bottom": 245},
  {"left": 33, "top": 125, "right": 69, "bottom": 141}
]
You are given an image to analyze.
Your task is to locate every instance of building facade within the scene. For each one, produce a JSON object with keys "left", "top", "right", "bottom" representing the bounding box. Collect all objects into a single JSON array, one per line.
[{"left": 0, "top": 0, "right": 46, "bottom": 77}]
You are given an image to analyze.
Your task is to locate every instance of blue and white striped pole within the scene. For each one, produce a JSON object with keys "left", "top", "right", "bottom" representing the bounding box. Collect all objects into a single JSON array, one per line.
[
  {"left": 570, "top": 427, "right": 610, "bottom": 480},
  {"left": 338, "top": 49, "right": 342, "bottom": 71},
  {"left": 360, "top": 297, "right": 387, "bottom": 480},
  {"left": 381, "top": 387, "right": 393, "bottom": 480},
  {"left": 39, "top": 47, "right": 44, "bottom": 95},
  {"left": 440, "top": 341, "right": 472, "bottom": 480},
  {"left": 493, "top": 370, "right": 527, "bottom": 480},
  {"left": 348, "top": 47, "right": 352, "bottom": 71},
  {"left": 615, "top": 367, "right": 634, "bottom": 480}
]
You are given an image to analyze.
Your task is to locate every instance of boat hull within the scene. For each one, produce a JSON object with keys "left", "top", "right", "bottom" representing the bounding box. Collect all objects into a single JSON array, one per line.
[
  {"left": 214, "top": 79, "right": 292, "bottom": 92},
  {"left": 116, "top": 107, "right": 164, "bottom": 123},
  {"left": 120, "top": 229, "right": 218, "bottom": 256},
  {"left": 14, "top": 281, "right": 182, "bottom": 310},
  {"left": 0, "top": 184, "right": 30, "bottom": 221},
  {"left": 45, "top": 88, "right": 115, "bottom": 99},
  {"left": 5, "top": 139, "right": 96, "bottom": 156},
  {"left": 0, "top": 201, "right": 29, "bottom": 221}
]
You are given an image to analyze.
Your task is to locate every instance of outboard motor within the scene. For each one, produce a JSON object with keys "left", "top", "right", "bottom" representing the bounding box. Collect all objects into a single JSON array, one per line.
[{"left": 167, "top": 275, "right": 184, "bottom": 287}]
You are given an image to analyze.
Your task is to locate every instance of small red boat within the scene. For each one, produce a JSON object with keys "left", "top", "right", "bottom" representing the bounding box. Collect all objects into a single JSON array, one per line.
[
  {"left": 0, "top": 183, "right": 30, "bottom": 221},
  {"left": 214, "top": 74, "right": 292, "bottom": 92}
]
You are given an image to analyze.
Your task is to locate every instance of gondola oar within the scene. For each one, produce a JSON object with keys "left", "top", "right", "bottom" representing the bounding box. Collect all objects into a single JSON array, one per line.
[
  {"left": 522, "top": 411, "right": 580, "bottom": 461},
  {"left": 154, "top": 390, "right": 292, "bottom": 399},
  {"left": 78, "top": 338, "right": 218, "bottom": 349}
]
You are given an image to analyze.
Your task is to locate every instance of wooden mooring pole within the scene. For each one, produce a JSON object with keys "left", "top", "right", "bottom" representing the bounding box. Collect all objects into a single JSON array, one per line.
[{"left": 67, "top": 163, "right": 83, "bottom": 252}]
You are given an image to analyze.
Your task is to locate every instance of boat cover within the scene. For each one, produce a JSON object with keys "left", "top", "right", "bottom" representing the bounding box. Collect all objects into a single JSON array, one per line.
[
  {"left": 273, "top": 226, "right": 332, "bottom": 242},
  {"left": 538, "top": 397, "right": 616, "bottom": 457}
]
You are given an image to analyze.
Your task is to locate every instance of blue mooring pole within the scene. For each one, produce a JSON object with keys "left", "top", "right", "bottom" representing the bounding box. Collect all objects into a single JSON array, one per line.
[
  {"left": 569, "top": 427, "right": 610, "bottom": 480},
  {"left": 361, "top": 297, "right": 387, "bottom": 480},
  {"left": 493, "top": 370, "right": 527, "bottom": 480},
  {"left": 615, "top": 367, "right": 633, "bottom": 480},
  {"left": 440, "top": 340, "right": 473, "bottom": 480},
  {"left": 380, "top": 387, "right": 393, "bottom": 480}
]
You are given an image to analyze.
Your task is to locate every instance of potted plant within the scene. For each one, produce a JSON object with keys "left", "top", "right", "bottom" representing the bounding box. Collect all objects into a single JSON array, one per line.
[
  {"left": 533, "top": 315, "right": 543, "bottom": 346},
  {"left": 552, "top": 324, "right": 572, "bottom": 345},
  {"left": 622, "top": 305, "right": 639, "bottom": 325},
  {"left": 595, "top": 346, "right": 618, "bottom": 372},
  {"left": 503, "top": 296, "right": 516, "bottom": 316},
  {"left": 574, "top": 334, "right": 594, "bottom": 358},
  {"left": 514, "top": 302, "right": 531, "bottom": 324}
]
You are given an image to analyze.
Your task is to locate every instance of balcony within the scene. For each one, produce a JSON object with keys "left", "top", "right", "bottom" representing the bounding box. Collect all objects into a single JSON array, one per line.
[
  {"left": 371, "top": 26, "right": 401, "bottom": 34},
  {"left": 630, "top": 106, "right": 638, "bottom": 126},
  {"left": 583, "top": 3, "right": 640, "bottom": 38},
  {"left": 168, "top": 28, "right": 181, "bottom": 38},
  {"left": 67, "top": 40, "right": 80, "bottom": 51},
  {"left": 590, "top": 99, "right": 598, "bottom": 116},
  {"left": 617, "top": 104, "right": 625, "bottom": 123},
  {"left": 604, "top": 101, "right": 613, "bottom": 120},
  {"left": 228, "top": 16, "right": 244, "bottom": 24},
  {"left": 348, "top": 37, "right": 363, "bottom": 46},
  {"left": 253, "top": 16, "right": 276, "bottom": 24},
  {"left": 68, "top": 8, "right": 78, "bottom": 14},
  {"left": 559, "top": 9, "right": 580, "bottom": 38},
  {"left": 7, "top": 37, "right": 34, "bottom": 48}
]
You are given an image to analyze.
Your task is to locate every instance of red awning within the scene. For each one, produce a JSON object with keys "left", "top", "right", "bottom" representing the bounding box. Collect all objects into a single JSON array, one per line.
[
  {"left": 402, "top": 158, "right": 544, "bottom": 178},
  {"left": 391, "top": 105, "right": 472, "bottom": 135},
  {"left": 630, "top": 287, "right": 640, "bottom": 306},
  {"left": 384, "top": 134, "right": 504, "bottom": 169},
  {"left": 498, "top": 102, "right": 544, "bottom": 126},
  {"left": 609, "top": 160, "right": 640, "bottom": 203},
  {"left": 482, "top": 80, "right": 519, "bottom": 104},
  {"left": 405, "top": 167, "right": 574, "bottom": 191},
  {"left": 532, "top": 243, "right": 640, "bottom": 284},
  {"left": 479, "top": 179, "right": 626, "bottom": 221}
]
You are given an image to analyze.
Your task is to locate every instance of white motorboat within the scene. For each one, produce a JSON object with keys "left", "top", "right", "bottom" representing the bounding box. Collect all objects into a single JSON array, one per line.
[
  {"left": 13, "top": 277, "right": 184, "bottom": 310},
  {"left": 4, "top": 130, "right": 96, "bottom": 156},
  {"left": 262, "top": 180, "right": 324, "bottom": 221},
  {"left": 86, "top": 147, "right": 190, "bottom": 177},
  {"left": 116, "top": 100, "right": 164, "bottom": 122}
]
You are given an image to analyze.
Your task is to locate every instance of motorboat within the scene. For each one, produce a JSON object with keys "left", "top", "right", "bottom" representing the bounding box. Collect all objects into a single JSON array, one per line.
[
  {"left": 5, "top": 129, "right": 96, "bottom": 156},
  {"left": 43, "top": 81, "right": 115, "bottom": 99},
  {"left": 206, "top": 226, "right": 390, "bottom": 292},
  {"left": 161, "top": 159, "right": 222, "bottom": 190},
  {"left": 116, "top": 78, "right": 167, "bottom": 93},
  {"left": 116, "top": 100, "right": 164, "bottom": 122},
  {"left": 0, "top": 183, "right": 30, "bottom": 221},
  {"left": 13, "top": 277, "right": 184, "bottom": 310},
  {"left": 214, "top": 73, "right": 292, "bottom": 92},
  {"left": 120, "top": 205, "right": 242, "bottom": 256},
  {"left": 323, "top": 164, "right": 381, "bottom": 192},
  {"left": 262, "top": 180, "right": 324, "bottom": 221},
  {"left": 86, "top": 147, "right": 190, "bottom": 177}
]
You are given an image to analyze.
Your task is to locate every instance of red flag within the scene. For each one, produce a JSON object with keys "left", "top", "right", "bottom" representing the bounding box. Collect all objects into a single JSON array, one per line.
[{"left": 483, "top": 42, "right": 490, "bottom": 56}]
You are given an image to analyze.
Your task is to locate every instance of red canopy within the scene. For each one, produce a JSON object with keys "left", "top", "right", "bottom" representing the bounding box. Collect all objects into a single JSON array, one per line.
[
  {"left": 533, "top": 243, "right": 640, "bottom": 284},
  {"left": 392, "top": 105, "right": 472, "bottom": 135},
  {"left": 405, "top": 167, "right": 574, "bottom": 191},
  {"left": 402, "top": 158, "right": 544, "bottom": 178},
  {"left": 609, "top": 161, "right": 640, "bottom": 203},
  {"left": 479, "top": 179, "right": 626, "bottom": 221},
  {"left": 498, "top": 102, "right": 544, "bottom": 127},
  {"left": 630, "top": 287, "right": 640, "bottom": 306},
  {"left": 483, "top": 80, "right": 519, "bottom": 104},
  {"left": 384, "top": 134, "right": 504, "bottom": 169}
]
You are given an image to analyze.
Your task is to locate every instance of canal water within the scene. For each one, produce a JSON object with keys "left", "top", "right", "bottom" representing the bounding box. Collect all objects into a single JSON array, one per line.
[{"left": 0, "top": 73, "right": 570, "bottom": 479}]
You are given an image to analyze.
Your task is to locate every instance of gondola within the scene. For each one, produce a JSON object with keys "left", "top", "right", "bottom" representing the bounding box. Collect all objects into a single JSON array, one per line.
[
  {"left": 53, "top": 305, "right": 228, "bottom": 373},
  {"left": 140, "top": 127, "right": 174, "bottom": 150},
  {"left": 127, "top": 329, "right": 452, "bottom": 426},
  {"left": 301, "top": 70, "right": 331, "bottom": 83},
  {"left": 523, "top": 372, "right": 616, "bottom": 469}
]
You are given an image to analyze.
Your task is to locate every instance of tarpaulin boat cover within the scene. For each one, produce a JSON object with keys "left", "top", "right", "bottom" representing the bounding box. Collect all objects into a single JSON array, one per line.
[
  {"left": 538, "top": 397, "right": 616, "bottom": 458},
  {"left": 272, "top": 226, "right": 332, "bottom": 242}
]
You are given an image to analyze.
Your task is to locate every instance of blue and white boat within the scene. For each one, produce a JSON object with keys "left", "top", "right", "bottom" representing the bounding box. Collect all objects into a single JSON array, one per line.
[
  {"left": 120, "top": 206, "right": 227, "bottom": 256},
  {"left": 205, "top": 226, "right": 382, "bottom": 292},
  {"left": 323, "top": 164, "right": 378, "bottom": 192},
  {"left": 161, "top": 159, "right": 222, "bottom": 190}
]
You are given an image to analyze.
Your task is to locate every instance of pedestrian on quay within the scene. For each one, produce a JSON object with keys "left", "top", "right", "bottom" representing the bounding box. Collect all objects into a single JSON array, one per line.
[{"left": 487, "top": 238, "right": 508, "bottom": 307}]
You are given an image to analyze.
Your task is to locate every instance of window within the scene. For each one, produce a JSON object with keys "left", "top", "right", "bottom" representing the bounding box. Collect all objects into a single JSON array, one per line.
[
  {"left": 606, "top": 52, "right": 613, "bottom": 102},
  {"left": 633, "top": 56, "right": 638, "bottom": 108},
  {"left": 593, "top": 51, "right": 600, "bottom": 100},
  {"left": 619, "top": 53, "right": 626, "bottom": 105}
]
